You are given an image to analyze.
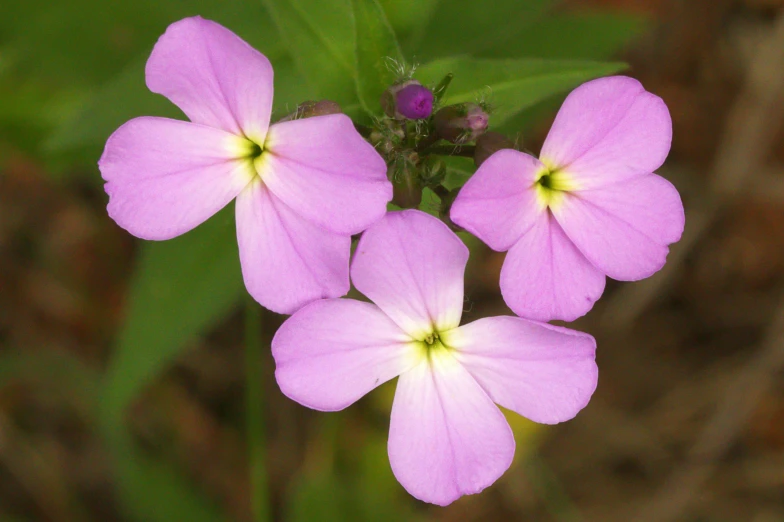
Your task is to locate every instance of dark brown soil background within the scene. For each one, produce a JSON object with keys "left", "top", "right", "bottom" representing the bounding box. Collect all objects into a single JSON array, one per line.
[{"left": 2, "top": 0, "right": 784, "bottom": 520}]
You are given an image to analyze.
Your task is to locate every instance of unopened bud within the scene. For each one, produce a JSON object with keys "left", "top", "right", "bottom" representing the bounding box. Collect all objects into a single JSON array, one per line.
[
  {"left": 279, "top": 100, "right": 342, "bottom": 122},
  {"left": 381, "top": 80, "right": 433, "bottom": 120},
  {"left": 391, "top": 153, "right": 422, "bottom": 208},
  {"left": 422, "top": 158, "right": 446, "bottom": 186},
  {"left": 474, "top": 132, "right": 514, "bottom": 167},
  {"left": 433, "top": 103, "right": 489, "bottom": 143},
  {"left": 395, "top": 84, "right": 434, "bottom": 119},
  {"left": 370, "top": 121, "right": 405, "bottom": 156}
]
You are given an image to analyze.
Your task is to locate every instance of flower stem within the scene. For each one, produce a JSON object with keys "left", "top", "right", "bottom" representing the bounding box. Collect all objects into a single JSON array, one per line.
[{"left": 245, "top": 296, "right": 270, "bottom": 522}]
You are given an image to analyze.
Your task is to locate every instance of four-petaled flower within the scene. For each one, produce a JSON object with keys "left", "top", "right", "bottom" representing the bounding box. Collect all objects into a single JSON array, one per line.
[
  {"left": 451, "top": 76, "right": 685, "bottom": 321},
  {"left": 99, "top": 17, "right": 392, "bottom": 314},
  {"left": 272, "top": 210, "right": 598, "bottom": 505}
]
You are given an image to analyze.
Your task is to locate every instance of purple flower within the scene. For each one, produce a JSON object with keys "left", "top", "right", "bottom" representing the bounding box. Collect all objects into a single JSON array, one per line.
[
  {"left": 395, "top": 83, "right": 434, "bottom": 119},
  {"left": 450, "top": 76, "right": 684, "bottom": 322},
  {"left": 98, "top": 17, "right": 392, "bottom": 314},
  {"left": 272, "top": 210, "right": 598, "bottom": 505}
]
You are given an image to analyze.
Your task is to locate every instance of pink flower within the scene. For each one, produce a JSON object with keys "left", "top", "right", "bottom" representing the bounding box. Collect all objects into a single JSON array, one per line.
[
  {"left": 98, "top": 17, "right": 392, "bottom": 314},
  {"left": 272, "top": 210, "right": 598, "bottom": 505},
  {"left": 450, "top": 76, "right": 684, "bottom": 322}
]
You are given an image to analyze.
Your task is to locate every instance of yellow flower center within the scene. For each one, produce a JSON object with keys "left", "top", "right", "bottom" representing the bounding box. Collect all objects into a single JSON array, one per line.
[{"left": 533, "top": 166, "right": 576, "bottom": 210}]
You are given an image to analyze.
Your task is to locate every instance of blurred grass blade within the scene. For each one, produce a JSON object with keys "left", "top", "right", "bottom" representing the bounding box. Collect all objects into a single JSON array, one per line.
[
  {"left": 100, "top": 207, "right": 243, "bottom": 521},
  {"left": 350, "top": 0, "right": 404, "bottom": 116},
  {"left": 415, "top": 57, "right": 626, "bottom": 125},
  {"left": 112, "top": 432, "right": 226, "bottom": 522},
  {"left": 101, "top": 205, "right": 244, "bottom": 429},
  {"left": 260, "top": 0, "right": 357, "bottom": 103}
]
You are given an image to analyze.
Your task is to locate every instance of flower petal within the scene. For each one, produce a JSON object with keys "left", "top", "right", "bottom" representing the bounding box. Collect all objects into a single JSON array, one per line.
[
  {"left": 540, "top": 76, "right": 671, "bottom": 188},
  {"left": 235, "top": 180, "right": 350, "bottom": 314},
  {"left": 99, "top": 116, "right": 252, "bottom": 240},
  {"left": 351, "top": 210, "right": 468, "bottom": 338},
  {"left": 551, "top": 174, "right": 685, "bottom": 281},
  {"left": 450, "top": 149, "right": 545, "bottom": 251},
  {"left": 259, "top": 114, "right": 392, "bottom": 235},
  {"left": 388, "top": 349, "right": 514, "bottom": 506},
  {"left": 444, "top": 316, "right": 598, "bottom": 425},
  {"left": 272, "top": 299, "right": 418, "bottom": 411},
  {"left": 146, "top": 16, "right": 273, "bottom": 140},
  {"left": 500, "top": 212, "right": 606, "bottom": 322}
]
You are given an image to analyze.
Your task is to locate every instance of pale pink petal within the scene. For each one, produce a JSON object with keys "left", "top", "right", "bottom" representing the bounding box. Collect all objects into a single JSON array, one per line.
[
  {"left": 351, "top": 211, "right": 468, "bottom": 338},
  {"left": 500, "top": 212, "right": 605, "bottom": 322},
  {"left": 235, "top": 180, "right": 350, "bottom": 314},
  {"left": 450, "top": 149, "right": 545, "bottom": 251},
  {"left": 540, "top": 76, "right": 671, "bottom": 188},
  {"left": 444, "top": 316, "right": 598, "bottom": 425},
  {"left": 146, "top": 16, "right": 273, "bottom": 140},
  {"left": 99, "top": 116, "right": 252, "bottom": 240},
  {"left": 272, "top": 299, "right": 418, "bottom": 411},
  {"left": 388, "top": 350, "right": 514, "bottom": 505},
  {"left": 552, "top": 174, "right": 685, "bottom": 281},
  {"left": 260, "top": 114, "right": 392, "bottom": 235}
]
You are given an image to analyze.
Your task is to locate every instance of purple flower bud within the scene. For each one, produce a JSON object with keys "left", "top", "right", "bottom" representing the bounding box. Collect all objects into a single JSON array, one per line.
[
  {"left": 395, "top": 84, "right": 434, "bottom": 119},
  {"left": 381, "top": 80, "right": 433, "bottom": 120},
  {"left": 433, "top": 103, "right": 489, "bottom": 143},
  {"left": 474, "top": 131, "right": 514, "bottom": 166},
  {"left": 464, "top": 105, "right": 489, "bottom": 132}
]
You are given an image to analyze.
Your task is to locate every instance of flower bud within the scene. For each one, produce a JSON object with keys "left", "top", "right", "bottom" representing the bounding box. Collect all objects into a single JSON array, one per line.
[
  {"left": 391, "top": 152, "right": 422, "bottom": 208},
  {"left": 370, "top": 121, "right": 405, "bottom": 156},
  {"left": 474, "top": 132, "right": 514, "bottom": 166},
  {"left": 395, "top": 84, "right": 434, "bottom": 119},
  {"left": 279, "top": 100, "right": 342, "bottom": 121},
  {"left": 433, "top": 103, "right": 489, "bottom": 143},
  {"left": 381, "top": 80, "right": 433, "bottom": 120},
  {"left": 392, "top": 169, "right": 422, "bottom": 208}
]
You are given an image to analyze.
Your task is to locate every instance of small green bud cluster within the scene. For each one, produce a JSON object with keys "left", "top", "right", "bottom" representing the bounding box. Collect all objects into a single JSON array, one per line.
[{"left": 370, "top": 72, "right": 517, "bottom": 223}]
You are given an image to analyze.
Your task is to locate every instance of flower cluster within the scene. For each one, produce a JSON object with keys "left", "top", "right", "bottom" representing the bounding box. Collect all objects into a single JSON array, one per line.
[{"left": 100, "top": 17, "right": 684, "bottom": 506}]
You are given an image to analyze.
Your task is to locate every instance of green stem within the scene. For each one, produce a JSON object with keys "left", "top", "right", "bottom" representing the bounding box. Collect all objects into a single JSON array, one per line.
[{"left": 245, "top": 297, "right": 270, "bottom": 522}]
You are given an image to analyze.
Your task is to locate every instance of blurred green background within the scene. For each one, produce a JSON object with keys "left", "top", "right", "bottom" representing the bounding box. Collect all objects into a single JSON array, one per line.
[{"left": 3, "top": 0, "right": 784, "bottom": 521}]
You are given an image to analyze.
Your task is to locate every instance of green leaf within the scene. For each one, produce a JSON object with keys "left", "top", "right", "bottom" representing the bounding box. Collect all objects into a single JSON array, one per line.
[
  {"left": 260, "top": 0, "right": 357, "bottom": 103},
  {"left": 101, "top": 205, "right": 244, "bottom": 428},
  {"left": 45, "top": 54, "right": 311, "bottom": 158},
  {"left": 415, "top": 57, "right": 626, "bottom": 125},
  {"left": 377, "top": 0, "right": 439, "bottom": 43},
  {"left": 99, "top": 207, "right": 243, "bottom": 522},
  {"left": 1, "top": 0, "right": 275, "bottom": 87},
  {"left": 441, "top": 155, "right": 475, "bottom": 190},
  {"left": 410, "top": 0, "right": 552, "bottom": 59},
  {"left": 484, "top": 11, "right": 647, "bottom": 60},
  {"left": 45, "top": 56, "right": 175, "bottom": 155},
  {"left": 418, "top": 187, "right": 441, "bottom": 217},
  {"left": 350, "top": 0, "right": 404, "bottom": 116}
]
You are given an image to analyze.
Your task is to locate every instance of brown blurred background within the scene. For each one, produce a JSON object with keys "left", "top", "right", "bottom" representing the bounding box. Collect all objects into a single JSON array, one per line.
[{"left": 2, "top": 0, "right": 784, "bottom": 520}]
